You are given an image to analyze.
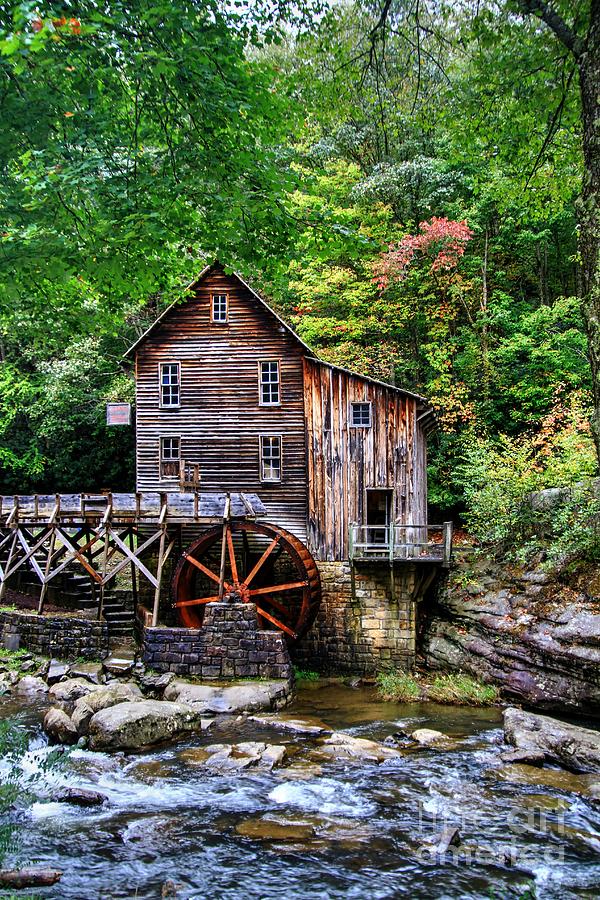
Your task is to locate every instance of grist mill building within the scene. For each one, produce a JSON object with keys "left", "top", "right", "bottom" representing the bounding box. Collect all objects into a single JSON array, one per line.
[
  {"left": 0, "top": 261, "right": 450, "bottom": 674},
  {"left": 124, "top": 262, "right": 449, "bottom": 672}
]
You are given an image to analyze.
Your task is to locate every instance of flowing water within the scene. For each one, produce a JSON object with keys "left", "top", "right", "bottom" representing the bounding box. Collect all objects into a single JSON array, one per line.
[{"left": 2, "top": 684, "right": 600, "bottom": 899}]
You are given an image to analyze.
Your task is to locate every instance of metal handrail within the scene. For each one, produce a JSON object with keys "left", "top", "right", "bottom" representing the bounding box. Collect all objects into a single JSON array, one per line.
[{"left": 349, "top": 522, "right": 453, "bottom": 566}]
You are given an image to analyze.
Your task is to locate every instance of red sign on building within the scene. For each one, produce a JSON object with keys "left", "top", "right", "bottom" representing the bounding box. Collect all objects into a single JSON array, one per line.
[{"left": 106, "top": 403, "right": 132, "bottom": 426}]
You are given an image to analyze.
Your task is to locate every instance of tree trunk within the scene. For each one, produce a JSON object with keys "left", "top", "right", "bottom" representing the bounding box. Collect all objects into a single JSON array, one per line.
[{"left": 578, "top": 2, "right": 600, "bottom": 458}]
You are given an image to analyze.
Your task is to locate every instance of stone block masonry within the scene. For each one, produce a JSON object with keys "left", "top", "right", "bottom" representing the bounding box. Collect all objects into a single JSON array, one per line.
[
  {"left": 292, "top": 561, "right": 420, "bottom": 674},
  {"left": 0, "top": 610, "right": 109, "bottom": 660},
  {"left": 139, "top": 602, "right": 293, "bottom": 680}
]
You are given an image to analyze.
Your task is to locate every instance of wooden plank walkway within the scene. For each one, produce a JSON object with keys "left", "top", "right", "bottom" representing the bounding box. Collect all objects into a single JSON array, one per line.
[{"left": 0, "top": 492, "right": 266, "bottom": 524}]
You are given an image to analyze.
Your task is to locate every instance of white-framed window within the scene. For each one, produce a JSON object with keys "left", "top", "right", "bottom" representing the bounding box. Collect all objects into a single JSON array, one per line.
[
  {"left": 212, "top": 293, "right": 228, "bottom": 323},
  {"left": 160, "top": 436, "right": 180, "bottom": 477},
  {"left": 259, "top": 360, "right": 280, "bottom": 406},
  {"left": 160, "top": 362, "right": 180, "bottom": 407},
  {"left": 260, "top": 435, "right": 282, "bottom": 482},
  {"left": 350, "top": 401, "right": 372, "bottom": 427}
]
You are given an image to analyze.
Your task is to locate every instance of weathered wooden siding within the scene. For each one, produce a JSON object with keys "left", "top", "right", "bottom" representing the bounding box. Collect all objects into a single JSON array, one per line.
[
  {"left": 135, "top": 266, "right": 308, "bottom": 540},
  {"left": 304, "top": 358, "right": 427, "bottom": 560}
]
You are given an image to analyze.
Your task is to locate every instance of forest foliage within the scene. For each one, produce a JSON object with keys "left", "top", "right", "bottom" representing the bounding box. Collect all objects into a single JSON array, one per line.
[{"left": 0, "top": 0, "right": 596, "bottom": 538}]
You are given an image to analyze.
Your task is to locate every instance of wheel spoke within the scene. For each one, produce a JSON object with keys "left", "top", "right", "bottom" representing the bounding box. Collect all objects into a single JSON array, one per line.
[
  {"left": 184, "top": 552, "right": 221, "bottom": 585},
  {"left": 226, "top": 526, "right": 239, "bottom": 584},
  {"left": 241, "top": 536, "right": 280, "bottom": 587},
  {"left": 248, "top": 580, "right": 308, "bottom": 596},
  {"left": 174, "top": 595, "right": 221, "bottom": 608},
  {"left": 256, "top": 594, "right": 290, "bottom": 618},
  {"left": 255, "top": 605, "right": 297, "bottom": 639}
]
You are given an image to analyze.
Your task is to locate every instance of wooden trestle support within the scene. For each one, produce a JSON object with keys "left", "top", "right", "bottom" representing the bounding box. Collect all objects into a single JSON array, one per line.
[
  {"left": 0, "top": 492, "right": 323, "bottom": 638},
  {"left": 0, "top": 492, "right": 267, "bottom": 627}
]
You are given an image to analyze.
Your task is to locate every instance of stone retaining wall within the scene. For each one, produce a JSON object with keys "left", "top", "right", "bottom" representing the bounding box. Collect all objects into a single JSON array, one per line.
[
  {"left": 0, "top": 610, "right": 109, "bottom": 660},
  {"left": 139, "top": 602, "right": 293, "bottom": 680},
  {"left": 292, "top": 561, "right": 421, "bottom": 674}
]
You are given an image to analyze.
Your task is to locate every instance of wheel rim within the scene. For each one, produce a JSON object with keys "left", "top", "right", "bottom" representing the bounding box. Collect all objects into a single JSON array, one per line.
[{"left": 171, "top": 521, "right": 321, "bottom": 641}]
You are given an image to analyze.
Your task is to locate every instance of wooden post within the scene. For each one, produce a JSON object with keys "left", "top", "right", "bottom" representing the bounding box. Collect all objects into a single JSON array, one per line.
[
  {"left": 151, "top": 497, "right": 168, "bottom": 627},
  {"left": 218, "top": 494, "right": 231, "bottom": 601},
  {"left": 38, "top": 501, "right": 59, "bottom": 614},
  {"left": 98, "top": 497, "right": 112, "bottom": 621},
  {"left": 128, "top": 527, "right": 138, "bottom": 610},
  {"left": 443, "top": 521, "right": 453, "bottom": 567}
]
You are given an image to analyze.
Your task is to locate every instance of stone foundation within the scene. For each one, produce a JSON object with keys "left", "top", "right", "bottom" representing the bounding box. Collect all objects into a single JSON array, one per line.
[
  {"left": 139, "top": 602, "right": 293, "bottom": 680},
  {"left": 0, "top": 610, "right": 109, "bottom": 660},
  {"left": 293, "top": 561, "right": 422, "bottom": 674}
]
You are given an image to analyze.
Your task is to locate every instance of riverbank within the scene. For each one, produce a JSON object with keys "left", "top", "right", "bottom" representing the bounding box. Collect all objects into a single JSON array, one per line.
[{"left": 422, "top": 548, "right": 600, "bottom": 715}]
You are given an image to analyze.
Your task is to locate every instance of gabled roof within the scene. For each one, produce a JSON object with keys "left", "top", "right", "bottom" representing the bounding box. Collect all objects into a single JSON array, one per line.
[
  {"left": 122, "top": 261, "right": 435, "bottom": 425},
  {"left": 123, "top": 261, "right": 314, "bottom": 359}
]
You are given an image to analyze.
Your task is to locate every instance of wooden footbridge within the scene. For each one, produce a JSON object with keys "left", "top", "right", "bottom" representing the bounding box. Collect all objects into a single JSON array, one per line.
[{"left": 0, "top": 492, "right": 266, "bottom": 627}]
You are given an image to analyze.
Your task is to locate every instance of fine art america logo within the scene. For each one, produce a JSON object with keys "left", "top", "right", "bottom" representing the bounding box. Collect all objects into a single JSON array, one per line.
[{"left": 416, "top": 801, "right": 566, "bottom": 866}]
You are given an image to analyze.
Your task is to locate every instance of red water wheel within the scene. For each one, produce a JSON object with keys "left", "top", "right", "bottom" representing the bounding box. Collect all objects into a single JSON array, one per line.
[{"left": 172, "top": 521, "right": 321, "bottom": 641}]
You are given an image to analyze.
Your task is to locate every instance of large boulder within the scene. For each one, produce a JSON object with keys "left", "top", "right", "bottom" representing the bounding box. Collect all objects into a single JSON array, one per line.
[
  {"left": 504, "top": 707, "right": 600, "bottom": 773},
  {"left": 164, "top": 679, "right": 292, "bottom": 714},
  {"left": 43, "top": 708, "right": 78, "bottom": 745},
  {"left": 16, "top": 675, "right": 48, "bottom": 695},
  {"left": 88, "top": 700, "right": 202, "bottom": 751},
  {"left": 49, "top": 678, "right": 104, "bottom": 704},
  {"left": 71, "top": 683, "right": 143, "bottom": 735}
]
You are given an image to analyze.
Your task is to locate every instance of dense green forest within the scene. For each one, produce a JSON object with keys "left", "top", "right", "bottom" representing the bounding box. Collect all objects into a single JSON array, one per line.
[{"left": 1, "top": 0, "right": 598, "bottom": 544}]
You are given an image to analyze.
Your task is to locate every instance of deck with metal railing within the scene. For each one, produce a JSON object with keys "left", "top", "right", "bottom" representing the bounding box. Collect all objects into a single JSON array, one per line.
[{"left": 348, "top": 523, "right": 453, "bottom": 566}]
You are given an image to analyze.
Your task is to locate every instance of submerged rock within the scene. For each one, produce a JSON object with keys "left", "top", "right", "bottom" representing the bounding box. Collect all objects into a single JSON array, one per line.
[
  {"left": 504, "top": 707, "right": 600, "bottom": 773},
  {"left": 164, "top": 679, "right": 292, "bottom": 714},
  {"left": 235, "top": 818, "right": 315, "bottom": 841},
  {"left": 71, "top": 683, "right": 143, "bottom": 735},
  {"left": 88, "top": 700, "right": 202, "bottom": 752},
  {"left": 247, "top": 714, "right": 332, "bottom": 735},
  {"left": 43, "top": 708, "right": 78, "bottom": 745}
]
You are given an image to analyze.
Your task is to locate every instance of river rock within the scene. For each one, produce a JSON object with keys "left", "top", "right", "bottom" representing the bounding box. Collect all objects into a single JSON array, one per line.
[
  {"left": 500, "top": 749, "right": 546, "bottom": 766},
  {"left": 51, "top": 787, "right": 107, "bottom": 806},
  {"left": 435, "top": 826, "right": 461, "bottom": 853},
  {"left": 247, "top": 714, "right": 332, "bottom": 735},
  {"left": 138, "top": 672, "right": 176, "bottom": 697},
  {"left": 164, "top": 679, "right": 292, "bottom": 714},
  {"left": 43, "top": 708, "right": 78, "bottom": 745},
  {"left": 318, "top": 732, "right": 402, "bottom": 763},
  {"left": 46, "top": 660, "right": 70, "bottom": 685},
  {"left": 49, "top": 678, "right": 104, "bottom": 704},
  {"left": 16, "top": 675, "right": 48, "bottom": 695},
  {"left": 72, "top": 683, "right": 143, "bottom": 735},
  {"left": 504, "top": 707, "right": 600, "bottom": 773},
  {"left": 68, "top": 662, "right": 104, "bottom": 685},
  {"left": 180, "top": 741, "right": 287, "bottom": 772},
  {"left": 410, "top": 728, "right": 449, "bottom": 746},
  {"left": 88, "top": 700, "right": 202, "bottom": 751}
]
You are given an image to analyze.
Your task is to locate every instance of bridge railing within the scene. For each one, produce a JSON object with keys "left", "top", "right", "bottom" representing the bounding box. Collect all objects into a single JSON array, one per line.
[{"left": 348, "top": 522, "right": 453, "bottom": 566}]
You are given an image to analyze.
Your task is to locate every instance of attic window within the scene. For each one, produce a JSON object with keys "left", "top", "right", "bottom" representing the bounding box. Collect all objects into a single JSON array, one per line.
[
  {"left": 259, "top": 360, "right": 280, "bottom": 405},
  {"left": 212, "top": 293, "right": 228, "bottom": 323},
  {"left": 160, "top": 363, "right": 180, "bottom": 407},
  {"left": 351, "top": 402, "right": 372, "bottom": 427}
]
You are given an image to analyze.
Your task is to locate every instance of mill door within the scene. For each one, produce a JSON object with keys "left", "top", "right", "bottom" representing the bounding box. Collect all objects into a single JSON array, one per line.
[{"left": 366, "top": 489, "right": 393, "bottom": 547}]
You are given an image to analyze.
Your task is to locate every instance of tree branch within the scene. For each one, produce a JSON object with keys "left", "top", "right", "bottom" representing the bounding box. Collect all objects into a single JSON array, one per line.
[{"left": 518, "top": 0, "right": 585, "bottom": 59}]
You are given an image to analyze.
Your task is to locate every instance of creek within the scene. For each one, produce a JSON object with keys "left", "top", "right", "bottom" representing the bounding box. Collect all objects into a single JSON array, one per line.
[{"left": 2, "top": 684, "right": 600, "bottom": 899}]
